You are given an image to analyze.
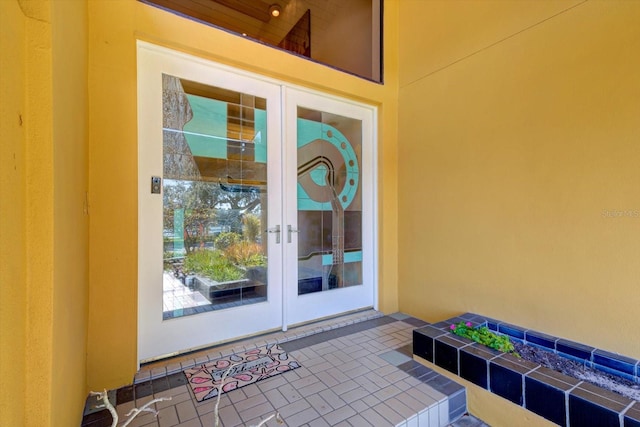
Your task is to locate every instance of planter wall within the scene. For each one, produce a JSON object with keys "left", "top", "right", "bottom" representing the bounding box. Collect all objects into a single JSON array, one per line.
[{"left": 413, "top": 313, "right": 640, "bottom": 427}]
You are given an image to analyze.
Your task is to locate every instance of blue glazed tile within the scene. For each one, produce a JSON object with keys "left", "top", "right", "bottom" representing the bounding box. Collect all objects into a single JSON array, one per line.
[
  {"left": 459, "top": 347, "right": 491, "bottom": 389},
  {"left": 557, "top": 351, "right": 591, "bottom": 366},
  {"left": 508, "top": 336, "right": 524, "bottom": 344},
  {"left": 434, "top": 337, "right": 461, "bottom": 375},
  {"left": 488, "top": 355, "right": 537, "bottom": 406},
  {"left": 413, "top": 326, "right": 445, "bottom": 362},
  {"left": 556, "top": 339, "right": 594, "bottom": 361},
  {"left": 460, "top": 344, "right": 502, "bottom": 390},
  {"left": 418, "top": 368, "right": 441, "bottom": 383},
  {"left": 459, "top": 313, "right": 476, "bottom": 320},
  {"left": 527, "top": 366, "right": 581, "bottom": 388},
  {"left": 498, "top": 323, "right": 526, "bottom": 340},
  {"left": 414, "top": 315, "right": 640, "bottom": 427},
  {"left": 489, "top": 360, "right": 524, "bottom": 405},
  {"left": 432, "top": 321, "right": 455, "bottom": 330},
  {"left": 594, "top": 363, "right": 636, "bottom": 382},
  {"left": 593, "top": 349, "right": 637, "bottom": 376},
  {"left": 525, "top": 376, "right": 567, "bottom": 426},
  {"left": 425, "top": 374, "right": 465, "bottom": 396},
  {"left": 448, "top": 389, "right": 466, "bottom": 413},
  {"left": 397, "top": 360, "right": 418, "bottom": 372},
  {"left": 446, "top": 316, "right": 468, "bottom": 324},
  {"left": 413, "top": 330, "right": 434, "bottom": 362},
  {"left": 579, "top": 381, "right": 634, "bottom": 406},
  {"left": 569, "top": 384, "right": 632, "bottom": 427},
  {"left": 569, "top": 392, "right": 620, "bottom": 427},
  {"left": 436, "top": 317, "right": 467, "bottom": 331},
  {"left": 525, "top": 330, "right": 557, "bottom": 350},
  {"left": 450, "top": 405, "right": 467, "bottom": 422},
  {"left": 458, "top": 313, "right": 487, "bottom": 326},
  {"left": 524, "top": 367, "right": 579, "bottom": 427},
  {"left": 399, "top": 360, "right": 432, "bottom": 379},
  {"left": 625, "top": 402, "right": 640, "bottom": 427}
]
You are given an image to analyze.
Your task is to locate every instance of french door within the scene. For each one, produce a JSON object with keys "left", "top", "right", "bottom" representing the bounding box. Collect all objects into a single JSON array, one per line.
[
  {"left": 137, "top": 42, "right": 376, "bottom": 363},
  {"left": 283, "top": 88, "right": 376, "bottom": 326}
]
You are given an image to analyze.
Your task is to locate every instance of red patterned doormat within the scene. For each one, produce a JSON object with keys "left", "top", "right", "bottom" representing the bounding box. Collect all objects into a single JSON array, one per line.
[{"left": 184, "top": 344, "right": 301, "bottom": 402}]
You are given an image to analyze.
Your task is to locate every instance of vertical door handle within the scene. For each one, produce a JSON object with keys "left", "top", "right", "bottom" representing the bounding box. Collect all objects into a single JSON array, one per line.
[
  {"left": 287, "top": 225, "right": 299, "bottom": 243},
  {"left": 267, "top": 225, "right": 281, "bottom": 244}
]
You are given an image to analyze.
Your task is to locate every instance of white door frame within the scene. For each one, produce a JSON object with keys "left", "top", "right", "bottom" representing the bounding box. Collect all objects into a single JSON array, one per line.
[
  {"left": 283, "top": 86, "right": 378, "bottom": 327},
  {"left": 137, "top": 41, "right": 378, "bottom": 363}
]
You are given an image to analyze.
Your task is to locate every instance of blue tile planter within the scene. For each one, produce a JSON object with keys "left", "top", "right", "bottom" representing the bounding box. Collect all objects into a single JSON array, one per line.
[
  {"left": 489, "top": 354, "right": 538, "bottom": 405},
  {"left": 569, "top": 382, "right": 633, "bottom": 427},
  {"left": 625, "top": 403, "right": 640, "bottom": 427},
  {"left": 525, "top": 366, "right": 580, "bottom": 427},
  {"left": 413, "top": 313, "right": 640, "bottom": 427},
  {"left": 459, "top": 344, "right": 500, "bottom": 389}
]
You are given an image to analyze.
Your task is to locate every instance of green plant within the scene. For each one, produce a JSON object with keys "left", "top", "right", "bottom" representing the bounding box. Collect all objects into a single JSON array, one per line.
[
  {"left": 224, "top": 241, "right": 266, "bottom": 267},
  {"left": 214, "top": 232, "right": 242, "bottom": 251},
  {"left": 184, "top": 249, "right": 244, "bottom": 282},
  {"left": 450, "top": 321, "right": 520, "bottom": 357}
]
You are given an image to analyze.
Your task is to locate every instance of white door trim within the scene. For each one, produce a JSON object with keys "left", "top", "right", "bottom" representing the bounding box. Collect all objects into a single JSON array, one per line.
[{"left": 136, "top": 41, "right": 378, "bottom": 363}]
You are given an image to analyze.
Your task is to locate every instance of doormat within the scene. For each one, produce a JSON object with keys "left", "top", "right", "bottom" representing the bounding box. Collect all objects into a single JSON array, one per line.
[{"left": 184, "top": 344, "right": 301, "bottom": 402}]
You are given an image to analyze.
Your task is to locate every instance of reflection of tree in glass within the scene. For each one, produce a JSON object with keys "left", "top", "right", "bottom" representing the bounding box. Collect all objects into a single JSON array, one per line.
[
  {"left": 163, "top": 179, "right": 262, "bottom": 255},
  {"left": 163, "top": 180, "right": 219, "bottom": 255},
  {"left": 215, "top": 191, "right": 261, "bottom": 234}
]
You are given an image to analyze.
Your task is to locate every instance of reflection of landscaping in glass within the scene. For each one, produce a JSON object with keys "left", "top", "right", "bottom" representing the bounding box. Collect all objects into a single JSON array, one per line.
[{"left": 162, "top": 74, "right": 268, "bottom": 319}]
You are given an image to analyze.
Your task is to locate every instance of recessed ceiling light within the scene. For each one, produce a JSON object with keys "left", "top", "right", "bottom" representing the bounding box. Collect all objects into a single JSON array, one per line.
[{"left": 269, "top": 4, "right": 281, "bottom": 18}]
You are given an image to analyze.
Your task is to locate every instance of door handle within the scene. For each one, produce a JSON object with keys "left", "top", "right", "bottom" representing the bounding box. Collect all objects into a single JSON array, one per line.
[
  {"left": 287, "top": 225, "right": 299, "bottom": 243},
  {"left": 266, "top": 225, "right": 281, "bottom": 244}
]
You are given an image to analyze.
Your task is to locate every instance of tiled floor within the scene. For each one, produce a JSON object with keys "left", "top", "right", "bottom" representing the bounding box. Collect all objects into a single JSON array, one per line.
[
  {"left": 162, "top": 272, "right": 267, "bottom": 320},
  {"left": 82, "top": 310, "right": 488, "bottom": 427},
  {"left": 163, "top": 272, "right": 210, "bottom": 313}
]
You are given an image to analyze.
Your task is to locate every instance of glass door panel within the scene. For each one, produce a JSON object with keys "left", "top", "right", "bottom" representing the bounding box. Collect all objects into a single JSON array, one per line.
[
  {"left": 296, "top": 108, "right": 363, "bottom": 295},
  {"left": 162, "top": 75, "right": 269, "bottom": 320},
  {"left": 284, "top": 88, "right": 376, "bottom": 326},
  {"left": 138, "top": 42, "right": 377, "bottom": 362},
  {"left": 137, "top": 42, "right": 283, "bottom": 362}
]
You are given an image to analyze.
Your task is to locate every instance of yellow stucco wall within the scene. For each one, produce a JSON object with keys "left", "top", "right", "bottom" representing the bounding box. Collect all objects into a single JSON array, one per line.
[
  {"left": 87, "top": 0, "right": 399, "bottom": 390},
  {"left": 24, "top": 0, "right": 55, "bottom": 421},
  {"left": 4, "top": 0, "right": 640, "bottom": 424},
  {"left": 0, "top": 0, "right": 89, "bottom": 425},
  {"left": 50, "top": 0, "right": 90, "bottom": 425},
  {"left": 399, "top": 0, "right": 640, "bottom": 359},
  {"left": 0, "top": 1, "right": 27, "bottom": 425}
]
